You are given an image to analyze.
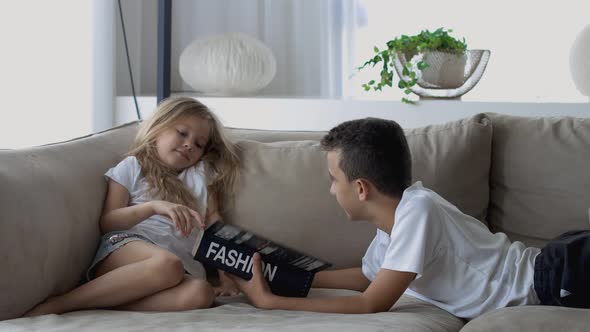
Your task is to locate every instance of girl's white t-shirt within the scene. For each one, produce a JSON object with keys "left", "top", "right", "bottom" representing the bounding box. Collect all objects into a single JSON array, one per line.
[
  {"left": 105, "top": 156, "right": 208, "bottom": 278},
  {"left": 362, "top": 182, "right": 540, "bottom": 319}
]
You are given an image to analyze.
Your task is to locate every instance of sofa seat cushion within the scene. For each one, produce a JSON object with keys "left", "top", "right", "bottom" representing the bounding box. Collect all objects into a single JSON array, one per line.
[
  {"left": 487, "top": 113, "right": 590, "bottom": 248},
  {"left": 0, "top": 292, "right": 464, "bottom": 332},
  {"left": 461, "top": 305, "right": 590, "bottom": 332}
]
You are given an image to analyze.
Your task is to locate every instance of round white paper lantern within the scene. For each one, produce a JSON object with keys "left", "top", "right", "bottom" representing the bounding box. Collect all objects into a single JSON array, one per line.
[
  {"left": 570, "top": 24, "right": 590, "bottom": 99},
  {"left": 179, "top": 33, "right": 276, "bottom": 96}
]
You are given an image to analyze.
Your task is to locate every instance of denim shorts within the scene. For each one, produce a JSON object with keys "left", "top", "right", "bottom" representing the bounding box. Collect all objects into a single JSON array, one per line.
[{"left": 86, "top": 231, "right": 154, "bottom": 281}]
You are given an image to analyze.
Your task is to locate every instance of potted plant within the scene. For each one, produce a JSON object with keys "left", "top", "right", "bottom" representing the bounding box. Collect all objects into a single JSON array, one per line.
[{"left": 358, "top": 28, "right": 468, "bottom": 103}]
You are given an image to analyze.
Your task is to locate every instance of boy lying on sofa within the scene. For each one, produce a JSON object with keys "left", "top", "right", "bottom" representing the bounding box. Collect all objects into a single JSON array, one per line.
[{"left": 229, "top": 117, "right": 590, "bottom": 319}]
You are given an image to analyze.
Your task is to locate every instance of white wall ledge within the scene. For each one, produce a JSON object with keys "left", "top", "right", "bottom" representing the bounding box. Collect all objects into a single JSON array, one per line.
[{"left": 115, "top": 96, "right": 590, "bottom": 131}]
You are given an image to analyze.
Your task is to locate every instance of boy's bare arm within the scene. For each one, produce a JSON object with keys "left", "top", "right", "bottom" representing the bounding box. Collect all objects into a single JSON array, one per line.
[
  {"left": 312, "top": 268, "right": 370, "bottom": 292},
  {"left": 231, "top": 253, "right": 416, "bottom": 314}
]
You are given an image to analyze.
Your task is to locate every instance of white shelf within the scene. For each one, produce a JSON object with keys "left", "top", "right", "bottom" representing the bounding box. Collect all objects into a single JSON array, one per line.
[{"left": 116, "top": 96, "right": 590, "bottom": 131}]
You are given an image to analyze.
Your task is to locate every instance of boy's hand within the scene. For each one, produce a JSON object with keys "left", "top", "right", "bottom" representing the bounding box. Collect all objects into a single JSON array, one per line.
[
  {"left": 150, "top": 200, "right": 205, "bottom": 236},
  {"left": 228, "top": 253, "right": 274, "bottom": 308}
]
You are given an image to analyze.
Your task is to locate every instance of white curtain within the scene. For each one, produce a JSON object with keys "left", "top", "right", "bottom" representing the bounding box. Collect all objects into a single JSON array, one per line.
[
  {"left": 168, "top": 0, "right": 358, "bottom": 98},
  {"left": 92, "top": 0, "right": 117, "bottom": 132}
]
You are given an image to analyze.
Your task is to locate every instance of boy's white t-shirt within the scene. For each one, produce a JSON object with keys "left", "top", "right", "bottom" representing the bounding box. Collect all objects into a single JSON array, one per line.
[
  {"left": 362, "top": 182, "right": 540, "bottom": 319},
  {"left": 105, "top": 156, "right": 208, "bottom": 278}
]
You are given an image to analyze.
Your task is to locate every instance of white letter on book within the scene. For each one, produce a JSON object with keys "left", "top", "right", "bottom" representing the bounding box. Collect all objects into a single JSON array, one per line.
[
  {"left": 235, "top": 253, "right": 251, "bottom": 272},
  {"left": 263, "top": 263, "right": 278, "bottom": 282},
  {"left": 227, "top": 249, "right": 238, "bottom": 267},
  {"left": 213, "top": 246, "right": 226, "bottom": 263},
  {"left": 206, "top": 242, "right": 220, "bottom": 259}
]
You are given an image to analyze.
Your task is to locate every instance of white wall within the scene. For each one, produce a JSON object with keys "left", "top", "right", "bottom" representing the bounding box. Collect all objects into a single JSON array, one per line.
[
  {"left": 0, "top": 1, "right": 93, "bottom": 149},
  {"left": 116, "top": 96, "right": 590, "bottom": 131}
]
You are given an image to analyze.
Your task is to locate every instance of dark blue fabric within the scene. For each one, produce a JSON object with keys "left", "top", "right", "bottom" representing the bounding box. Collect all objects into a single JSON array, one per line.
[{"left": 534, "top": 230, "right": 590, "bottom": 308}]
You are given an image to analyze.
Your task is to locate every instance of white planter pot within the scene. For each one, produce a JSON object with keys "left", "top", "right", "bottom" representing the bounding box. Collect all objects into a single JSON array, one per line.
[{"left": 419, "top": 51, "right": 467, "bottom": 88}]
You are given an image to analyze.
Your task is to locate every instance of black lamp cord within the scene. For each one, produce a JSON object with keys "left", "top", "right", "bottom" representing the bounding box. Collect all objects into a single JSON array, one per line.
[{"left": 117, "top": 0, "right": 141, "bottom": 120}]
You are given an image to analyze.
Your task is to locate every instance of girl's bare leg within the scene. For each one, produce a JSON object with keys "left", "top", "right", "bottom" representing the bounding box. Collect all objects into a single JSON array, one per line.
[
  {"left": 114, "top": 274, "right": 214, "bottom": 311},
  {"left": 24, "top": 241, "right": 185, "bottom": 316}
]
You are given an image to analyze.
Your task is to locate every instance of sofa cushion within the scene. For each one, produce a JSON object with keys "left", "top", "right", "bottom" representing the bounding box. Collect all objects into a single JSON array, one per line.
[
  {"left": 461, "top": 305, "right": 590, "bottom": 332},
  {"left": 406, "top": 113, "right": 492, "bottom": 222},
  {"left": 0, "top": 292, "right": 464, "bottom": 331},
  {"left": 228, "top": 128, "right": 325, "bottom": 142},
  {"left": 224, "top": 114, "right": 492, "bottom": 269},
  {"left": 487, "top": 113, "right": 590, "bottom": 248},
  {"left": 0, "top": 122, "right": 139, "bottom": 320},
  {"left": 0, "top": 114, "right": 491, "bottom": 321},
  {"left": 224, "top": 140, "right": 371, "bottom": 269}
]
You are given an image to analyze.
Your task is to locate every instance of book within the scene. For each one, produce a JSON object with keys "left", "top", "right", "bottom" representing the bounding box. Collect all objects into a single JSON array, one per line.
[{"left": 191, "top": 220, "right": 332, "bottom": 297}]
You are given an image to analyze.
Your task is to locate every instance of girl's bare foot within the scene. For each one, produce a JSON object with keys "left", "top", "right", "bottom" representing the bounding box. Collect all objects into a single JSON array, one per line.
[{"left": 23, "top": 297, "right": 65, "bottom": 317}]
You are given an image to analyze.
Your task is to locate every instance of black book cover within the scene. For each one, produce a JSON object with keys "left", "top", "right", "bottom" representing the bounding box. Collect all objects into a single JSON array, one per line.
[{"left": 192, "top": 221, "right": 331, "bottom": 297}]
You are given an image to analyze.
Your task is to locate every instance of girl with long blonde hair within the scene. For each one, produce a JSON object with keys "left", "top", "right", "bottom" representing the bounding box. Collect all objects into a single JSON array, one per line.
[{"left": 26, "top": 97, "right": 240, "bottom": 316}]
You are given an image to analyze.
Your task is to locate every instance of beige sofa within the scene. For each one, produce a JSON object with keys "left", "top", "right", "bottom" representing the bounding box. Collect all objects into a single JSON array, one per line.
[{"left": 1, "top": 113, "right": 589, "bottom": 331}]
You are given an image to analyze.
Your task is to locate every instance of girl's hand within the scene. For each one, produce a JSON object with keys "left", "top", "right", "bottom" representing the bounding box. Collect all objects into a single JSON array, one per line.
[{"left": 150, "top": 200, "right": 205, "bottom": 236}]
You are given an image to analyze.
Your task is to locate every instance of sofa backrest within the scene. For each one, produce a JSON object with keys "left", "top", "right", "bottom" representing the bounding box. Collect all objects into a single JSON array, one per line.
[
  {"left": 223, "top": 114, "right": 492, "bottom": 269},
  {"left": 487, "top": 113, "right": 590, "bottom": 248},
  {"left": 0, "top": 114, "right": 492, "bottom": 320},
  {"left": 0, "top": 122, "right": 138, "bottom": 319}
]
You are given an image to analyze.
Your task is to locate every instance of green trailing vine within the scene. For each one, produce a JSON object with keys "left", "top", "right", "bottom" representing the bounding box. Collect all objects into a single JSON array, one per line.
[{"left": 358, "top": 28, "right": 467, "bottom": 103}]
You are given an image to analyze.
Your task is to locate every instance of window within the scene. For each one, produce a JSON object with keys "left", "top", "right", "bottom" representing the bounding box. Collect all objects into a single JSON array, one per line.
[{"left": 346, "top": 0, "right": 589, "bottom": 102}]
